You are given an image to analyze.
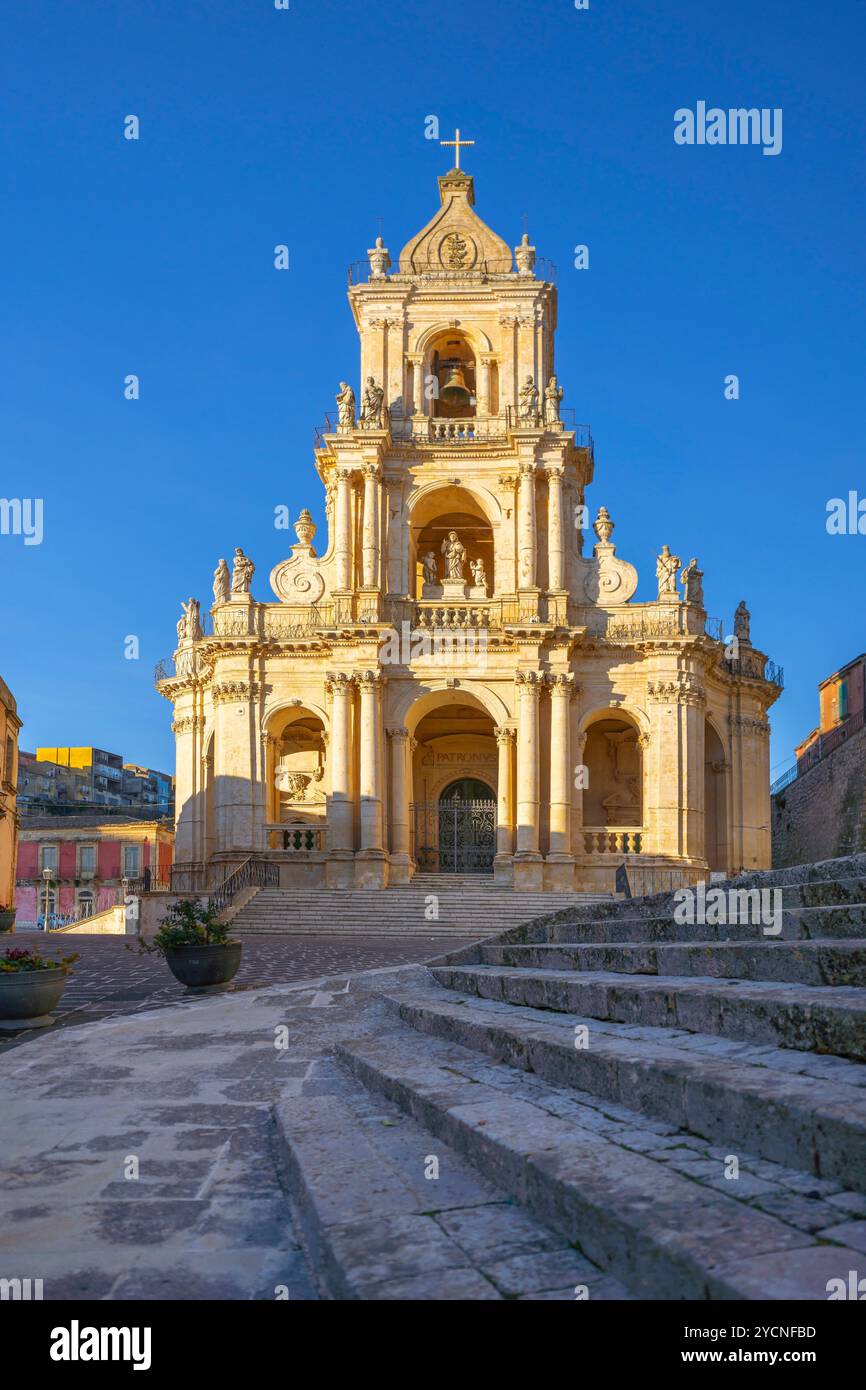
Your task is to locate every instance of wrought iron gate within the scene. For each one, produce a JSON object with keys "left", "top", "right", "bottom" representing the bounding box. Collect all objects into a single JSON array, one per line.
[{"left": 412, "top": 798, "right": 496, "bottom": 874}]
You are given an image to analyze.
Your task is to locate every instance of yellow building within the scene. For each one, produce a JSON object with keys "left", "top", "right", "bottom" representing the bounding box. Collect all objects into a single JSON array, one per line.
[
  {"left": 0, "top": 676, "right": 22, "bottom": 928},
  {"left": 159, "top": 160, "right": 781, "bottom": 893}
]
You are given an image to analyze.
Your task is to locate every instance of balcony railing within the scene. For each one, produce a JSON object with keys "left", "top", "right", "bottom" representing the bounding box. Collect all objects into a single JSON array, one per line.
[
  {"left": 266, "top": 823, "right": 328, "bottom": 852},
  {"left": 581, "top": 827, "right": 643, "bottom": 855},
  {"left": 346, "top": 256, "right": 558, "bottom": 286}
]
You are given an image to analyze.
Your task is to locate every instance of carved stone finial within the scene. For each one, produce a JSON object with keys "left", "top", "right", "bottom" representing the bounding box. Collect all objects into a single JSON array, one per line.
[
  {"left": 515, "top": 232, "right": 536, "bottom": 278},
  {"left": 294, "top": 509, "right": 316, "bottom": 549},
  {"left": 367, "top": 235, "right": 391, "bottom": 280},
  {"left": 594, "top": 507, "right": 614, "bottom": 545}
]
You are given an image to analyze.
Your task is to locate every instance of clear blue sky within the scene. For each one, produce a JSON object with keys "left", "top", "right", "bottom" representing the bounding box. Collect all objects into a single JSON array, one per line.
[{"left": 2, "top": 0, "right": 864, "bottom": 779}]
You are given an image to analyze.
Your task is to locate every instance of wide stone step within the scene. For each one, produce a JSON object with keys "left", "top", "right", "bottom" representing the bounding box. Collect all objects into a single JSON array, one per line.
[
  {"left": 429, "top": 964, "right": 866, "bottom": 1061},
  {"left": 336, "top": 1024, "right": 863, "bottom": 1299},
  {"left": 521, "top": 903, "right": 866, "bottom": 944},
  {"left": 476, "top": 939, "right": 866, "bottom": 987},
  {"left": 275, "top": 1056, "right": 628, "bottom": 1299},
  {"left": 376, "top": 986, "right": 866, "bottom": 1189}
]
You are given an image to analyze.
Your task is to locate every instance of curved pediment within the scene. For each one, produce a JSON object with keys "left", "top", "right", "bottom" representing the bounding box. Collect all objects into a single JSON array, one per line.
[{"left": 399, "top": 170, "right": 513, "bottom": 276}]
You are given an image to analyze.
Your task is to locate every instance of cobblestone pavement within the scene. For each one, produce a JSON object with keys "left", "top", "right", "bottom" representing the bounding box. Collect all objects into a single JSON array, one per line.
[{"left": 0, "top": 933, "right": 483, "bottom": 1054}]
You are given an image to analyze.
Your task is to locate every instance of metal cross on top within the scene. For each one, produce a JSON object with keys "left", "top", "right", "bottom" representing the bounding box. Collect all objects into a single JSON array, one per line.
[{"left": 440, "top": 127, "right": 475, "bottom": 169}]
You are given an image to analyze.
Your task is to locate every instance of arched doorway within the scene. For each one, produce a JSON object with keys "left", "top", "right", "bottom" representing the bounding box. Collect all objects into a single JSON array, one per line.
[
  {"left": 408, "top": 696, "right": 499, "bottom": 873},
  {"left": 704, "top": 719, "right": 729, "bottom": 873},
  {"left": 437, "top": 777, "right": 496, "bottom": 874}
]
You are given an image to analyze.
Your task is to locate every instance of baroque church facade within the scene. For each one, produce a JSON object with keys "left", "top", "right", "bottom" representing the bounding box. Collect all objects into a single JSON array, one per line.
[{"left": 158, "top": 157, "right": 781, "bottom": 893}]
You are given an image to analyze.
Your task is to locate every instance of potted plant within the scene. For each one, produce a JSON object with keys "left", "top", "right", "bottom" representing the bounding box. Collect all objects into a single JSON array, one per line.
[
  {"left": 0, "top": 946, "right": 80, "bottom": 1029},
  {"left": 0, "top": 904, "right": 14, "bottom": 933},
  {"left": 139, "top": 898, "right": 242, "bottom": 991}
]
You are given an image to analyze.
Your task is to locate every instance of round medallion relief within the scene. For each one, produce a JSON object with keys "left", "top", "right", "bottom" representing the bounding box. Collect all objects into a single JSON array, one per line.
[{"left": 438, "top": 230, "right": 478, "bottom": 271}]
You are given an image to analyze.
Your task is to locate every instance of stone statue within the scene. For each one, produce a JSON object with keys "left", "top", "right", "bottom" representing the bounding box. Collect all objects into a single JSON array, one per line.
[
  {"left": 734, "top": 600, "right": 751, "bottom": 642},
  {"left": 441, "top": 530, "right": 467, "bottom": 582},
  {"left": 656, "top": 544, "right": 681, "bottom": 597},
  {"left": 367, "top": 235, "right": 391, "bottom": 280},
  {"left": 680, "top": 557, "right": 704, "bottom": 606},
  {"left": 231, "top": 547, "right": 255, "bottom": 595},
  {"left": 518, "top": 376, "right": 539, "bottom": 423},
  {"left": 471, "top": 558, "right": 487, "bottom": 588},
  {"left": 213, "top": 559, "right": 230, "bottom": 606},
  {"left": 336, "top": 381, "right": 356, "bottom": 432},
  {"left": 177, "top": 597, "right": 201, "bottom": 644},
  {"left": 543, "top": 375, "right": 564, "bottom": 427},
  {"left": 360, "top": 376, "right": 385, "bottom": 428},
  {"left": 515, "top": 232, "right": 536, "bottom": 278},
  {"left": 422, "top": 551, "right": 438, "bottom": 586}
]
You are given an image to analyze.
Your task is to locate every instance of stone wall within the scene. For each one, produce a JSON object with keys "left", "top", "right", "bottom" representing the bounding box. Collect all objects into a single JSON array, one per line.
[{"left": 772, "top": 721, "right": 866, "bottom": 867}]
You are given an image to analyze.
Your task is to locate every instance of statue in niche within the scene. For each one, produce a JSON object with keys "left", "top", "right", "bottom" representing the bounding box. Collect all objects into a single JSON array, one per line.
[
  {"left": 656, "top": 544, "right": 681, "bottom": 597},
  {"left": 441, "top": 530, "right": 467, "bottom": 581},
  {"left": 213, "top": 558, "right": 230, "bottom": 605},
  {"left": 231, "top": 547, "right": 255, "bottom": 594},
  {"left": 336, "top": 381, "right": 356, "bottom": 432},
  {"left": 680, "top": 557, "right": 704, "bottom": 606},
  {"left": 543, "top": 375, "right": 564, "bottom": 426},
  {"left": 360, "top": 376, "right": 385, "bottom": 428},
  {"left": 734, "top": 600, "right": 751, "bottom": 642},
  {"left": 422, "top": 551, "right": 439, "bottom": 586},
  {"left": 177, "top": 597, "right": 201, "bottom": 644},
  {"left": 518, "top": 376, "right": 539, "bottom": 422},
  {"left": 471, "top": 558, "right": 487, "bottom": 589}
]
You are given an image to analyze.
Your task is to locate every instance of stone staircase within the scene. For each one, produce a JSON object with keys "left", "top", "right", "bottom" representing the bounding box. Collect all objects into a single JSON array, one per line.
[
  {"left": 230, "top": 873, "right": 610, "bottom": 937},
  {"left": 277, "top": 853, "right": 866, "bottom": 1299}
]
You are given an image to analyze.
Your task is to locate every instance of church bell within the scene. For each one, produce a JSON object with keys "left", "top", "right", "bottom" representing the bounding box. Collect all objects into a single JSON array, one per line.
[{"left": 439, "top": 362, "right": 472, "bottom": 405}]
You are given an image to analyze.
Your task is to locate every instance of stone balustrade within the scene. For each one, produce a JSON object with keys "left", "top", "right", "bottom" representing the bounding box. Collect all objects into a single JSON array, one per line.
[{"left": 581, "top": 826, "right": 643, "bottom": 855}]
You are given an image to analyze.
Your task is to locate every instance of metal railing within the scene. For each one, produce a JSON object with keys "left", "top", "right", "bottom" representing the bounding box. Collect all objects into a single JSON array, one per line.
[
  {"left": 346, "top": 256, "right": 558, "bottom": 286},
  {"left": 126, "top": 867, "right": 173, "bottom": 894},
  {"left": 795, "top": 707, "right": 865, "bottom": 778},
  {"left": 208, "top": 857, "right": 280, "bottom": 918},
  {"left": 770, "top": 763, "right": 798, "bottom": 796}
]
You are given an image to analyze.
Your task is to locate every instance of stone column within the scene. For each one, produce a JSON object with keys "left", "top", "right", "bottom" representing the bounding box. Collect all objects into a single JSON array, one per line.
[
  {"left": 514, "top": 672, "right": 544, "bottom": 890},
  {"left": 172, "top": 708, "right": 201, "bottom": 863},
  {"left": 387, "top": 725, "right": 411, "bottom": 884},
  {"left": 361, "top": 463, "right": 380, "bottom": 589},
  {"left": 334, "top": 467, "right": 353, "bottom": 591},
  {"left": 406, "top": 353, "right": 422, "bottom": 417},
  {"left": 494, "top": 726, "right": 515, "bottom": 884},
  {"left": 546, "top": 466, "right": 565, "bottom": 591},
  {"left": 547, "top": 674, "right": 574, "bottom": 886},
  {"left": 325, "top": 673, "right": 354, "bottom": 887},
  {"left": 356, "top": 670, "right": 387, "bottom": 886},
  {"left": 517, "top": 463, "right": 537, "bottom": 589}
]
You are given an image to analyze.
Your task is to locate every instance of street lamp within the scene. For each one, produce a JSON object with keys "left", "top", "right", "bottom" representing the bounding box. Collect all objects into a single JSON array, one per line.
[{"left": 41, "top": 866, "right": 52, "bottom": 932}]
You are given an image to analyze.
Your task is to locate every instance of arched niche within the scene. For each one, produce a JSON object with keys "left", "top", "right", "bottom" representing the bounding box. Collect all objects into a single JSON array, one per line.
[
  {"left": 266, "top": 708, "right": 328, "bottom": 826},
  {"left": 582, "top": 711, "right": 643, "bottom": 828},
  {"left": 704, "top": 717, "right": 729, "bottom": 873},
  {"left": 408, "top": 484, "right": 495, "bottom": 597},
  {"left": 426, "top": 328, "right": 477, "bottom": 419}
]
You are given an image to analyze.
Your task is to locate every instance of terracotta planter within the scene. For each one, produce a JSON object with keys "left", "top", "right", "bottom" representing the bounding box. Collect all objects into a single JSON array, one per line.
[
  {"left": 0, "top": 967, "right": 67, "bottom": 1029},
  {"left": 0, "top": 909, "right": 15, "bottom": 934},
  {"left": 163, "top": 942, "right": 242, "bottom": 991}
]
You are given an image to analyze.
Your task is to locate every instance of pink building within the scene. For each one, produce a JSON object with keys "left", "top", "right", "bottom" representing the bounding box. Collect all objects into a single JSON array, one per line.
[{"left": 15, "top": 814, "right": 174, "bottom": 928}]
